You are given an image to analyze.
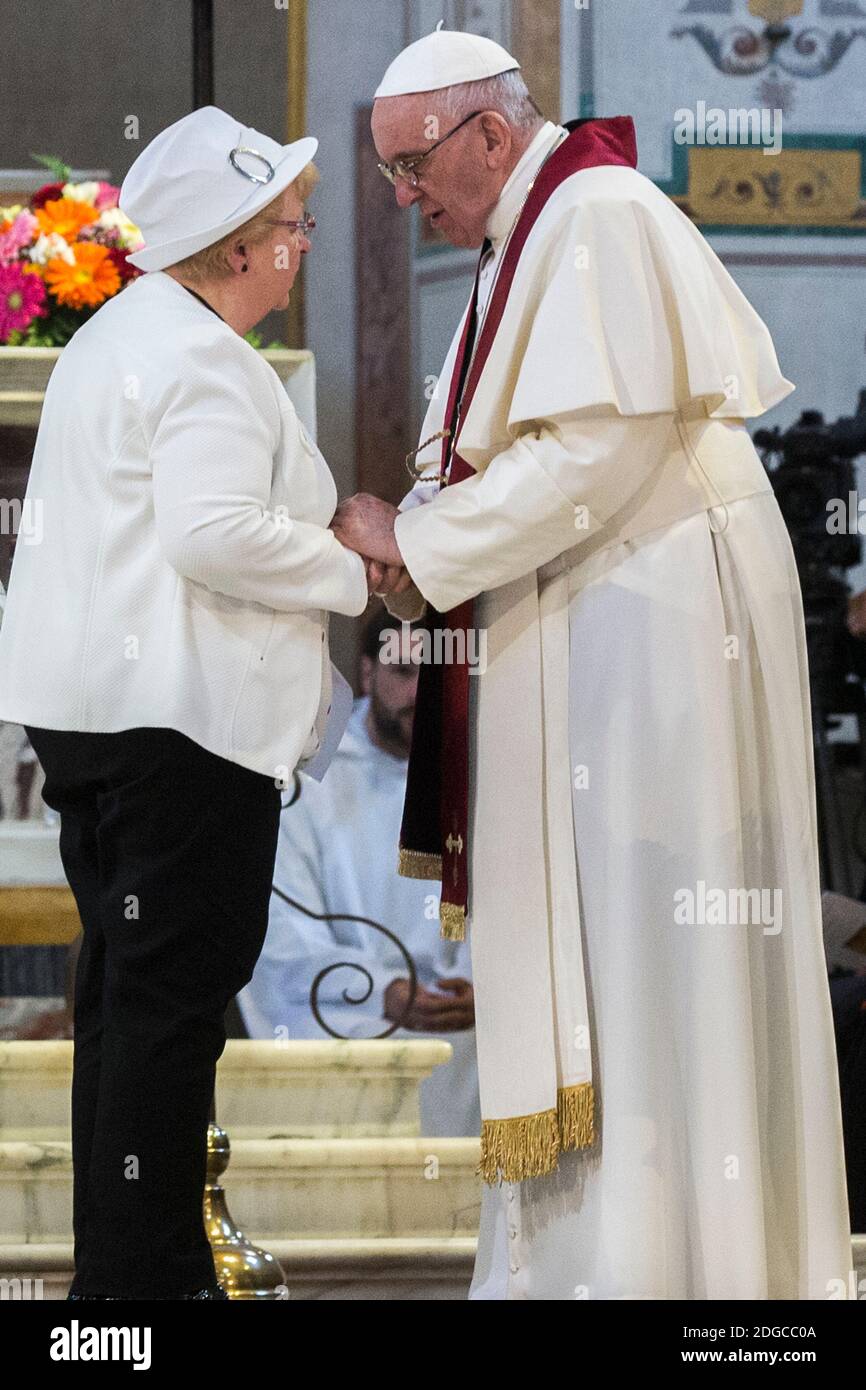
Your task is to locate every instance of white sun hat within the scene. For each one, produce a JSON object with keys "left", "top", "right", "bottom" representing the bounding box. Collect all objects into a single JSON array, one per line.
[
  {"left": 120, "top": 105, "right": 318, "bottom": 273},
  {"left": 374, "top": 26, "right": 520, "bottom": 99}
]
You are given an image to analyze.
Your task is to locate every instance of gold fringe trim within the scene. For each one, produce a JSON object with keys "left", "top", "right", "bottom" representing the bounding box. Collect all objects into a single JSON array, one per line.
[
  {"left": 398, "top": 848, "right": 442, "bottom": 880},
  {"left": 477, "top": 1108, "right": 560, "bottom": 1185},
  {"left": 439, "top": 900, "right": 466, "bottom": 942},
  {"left": 477, "top": 1084, "right": 596, "bottom": 1185},
  {"left": 557, "top": 1081, "right": 596, "bottom": 1151}
]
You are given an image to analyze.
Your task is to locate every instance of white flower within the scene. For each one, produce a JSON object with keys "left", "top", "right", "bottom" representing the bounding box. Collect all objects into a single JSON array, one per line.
[
  {"left": 28, "top": 232, "right": 75, "bottom": 266},
  {"left": 0, "top": 203, "right": 23, "bottom": 222},
  {"left": 96, "top": 207, "right": 142, "bottom": 248},
  {"left": 61, "top": 181, "right": 100, "bottom": 205}
]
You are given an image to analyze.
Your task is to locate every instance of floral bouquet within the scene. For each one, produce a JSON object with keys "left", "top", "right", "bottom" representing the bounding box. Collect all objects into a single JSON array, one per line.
[{"left": 0, "top": 156, "right": 143, "bottom": 347}]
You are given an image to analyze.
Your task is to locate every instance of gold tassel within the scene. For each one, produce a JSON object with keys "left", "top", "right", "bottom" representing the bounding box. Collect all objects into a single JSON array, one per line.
[
  {"left": 477, "top": 1108, "right": 560, "bottom": 1185},
  {"left": 557, "top": 1082, "right": 596, "bottom": 1151},
  {"left": 398, "top": 848, "right": 442, "bottom": 880},
  {"left": 476, "top": 1086, "right": 596, "bottom": 1186},
  {"left": 439, "top": 900, "right": 466, "bottom": 942}
]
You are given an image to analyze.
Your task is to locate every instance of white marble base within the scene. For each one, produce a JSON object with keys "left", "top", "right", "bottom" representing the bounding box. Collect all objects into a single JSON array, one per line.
[
  {"left": 214, "top": 1039, "right": 454, "bottom": 1139},
  {"left": 4, "top": 1237, "right": 864, "bottom": 1302},
  {"left": 2, "top": 1040, "right": 861, "bottom": 1301},
  {"left": 0, "top": 1039, "right": 454, "bottom": 1140},
  {"left": 0, "top": 1237, "right": 477, "bottom": 1300},
  {"left": 0, "top": 1135, "right": 482, "bottom": 1245}
]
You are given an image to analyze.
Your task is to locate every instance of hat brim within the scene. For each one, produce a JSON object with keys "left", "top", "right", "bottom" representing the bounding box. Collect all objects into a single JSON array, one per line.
[{"left": 126, "top": 136, "right": 318, "bottom": 272}]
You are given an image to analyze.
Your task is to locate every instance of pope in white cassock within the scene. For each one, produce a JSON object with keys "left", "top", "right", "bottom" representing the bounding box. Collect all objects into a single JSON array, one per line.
[{"left": 331, "top": 31, "right": 854, "bottom": 1300}]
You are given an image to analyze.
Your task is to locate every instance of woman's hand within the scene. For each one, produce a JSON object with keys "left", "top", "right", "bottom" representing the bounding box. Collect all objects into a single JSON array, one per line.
[{"left": 364, "top": 558, "right": 415, "bottom": 596}]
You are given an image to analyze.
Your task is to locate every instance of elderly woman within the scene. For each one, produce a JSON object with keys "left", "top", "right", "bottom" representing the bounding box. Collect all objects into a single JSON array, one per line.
[{"left": 0, "top": 106, "right": 406, "bottom": 1300}]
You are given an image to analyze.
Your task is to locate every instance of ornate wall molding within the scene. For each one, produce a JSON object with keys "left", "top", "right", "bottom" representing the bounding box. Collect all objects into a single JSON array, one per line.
[
  {"left": 355, "top": 105, "right": 413, "bottom": 507},
  {"left": 513, "top": 0, "right": 561, "bottom": 122},
  {"left": 663, "top": 134, "right": 866, "bottom": 229}
]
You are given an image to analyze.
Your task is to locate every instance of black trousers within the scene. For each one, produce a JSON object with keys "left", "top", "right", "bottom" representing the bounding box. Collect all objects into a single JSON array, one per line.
[{"left": 25, "top": 725, "right": 281, "bottom": 1298}]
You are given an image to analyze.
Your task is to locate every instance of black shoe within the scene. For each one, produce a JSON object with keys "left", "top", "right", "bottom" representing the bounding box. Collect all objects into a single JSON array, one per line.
[
  {"left": 67, "top": 1284, "right": 229, "bottom": 1300},
  {"left": 66, "top": 1292, "right": 124, "bottom": 1300}
]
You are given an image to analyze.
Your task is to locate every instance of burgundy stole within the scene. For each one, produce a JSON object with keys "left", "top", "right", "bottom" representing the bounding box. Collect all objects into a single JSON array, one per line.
[{"left": 398, "top": 117, "right": 638, "bottom": 940}]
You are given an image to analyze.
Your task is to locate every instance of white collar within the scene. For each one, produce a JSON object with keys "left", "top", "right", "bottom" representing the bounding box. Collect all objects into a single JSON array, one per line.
[{"left": 486, "top": 120, "right": 567, "bottom": 249}]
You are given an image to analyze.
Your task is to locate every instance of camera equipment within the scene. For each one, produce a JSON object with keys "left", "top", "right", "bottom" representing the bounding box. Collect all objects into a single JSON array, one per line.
[{"left": 755, "top": 392, "right": 866, "bottom": 893}]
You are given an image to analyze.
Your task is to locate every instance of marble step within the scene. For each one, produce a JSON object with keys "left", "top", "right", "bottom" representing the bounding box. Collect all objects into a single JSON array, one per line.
[
  {"left": 0, "top": 1237, "right": 478, "bottom": 1301},
  {"left": 0, "top": 1039, "right": 454, "bottom": 1140},
  {"left": 3, "top": 1236, "right": 864, "bottom": 1303},
  {"left": 0, "top": 1136, "right": 482, "bottom": 1245}
]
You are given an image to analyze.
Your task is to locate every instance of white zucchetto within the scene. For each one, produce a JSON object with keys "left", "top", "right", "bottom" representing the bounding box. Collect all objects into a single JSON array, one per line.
[{"left": 374, "top": 27, "right": 520, "bottom": 99}]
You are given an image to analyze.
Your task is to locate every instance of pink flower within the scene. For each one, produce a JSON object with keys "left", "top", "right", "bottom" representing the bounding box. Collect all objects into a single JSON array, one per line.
[
  {"left": 0, "top": 264, "right": 47, "bottom": 342},
  {"left": 95, "top": 182, "right": 120, "bottom": 210},
  {"left": 0, "top": 211, "right": 38, "bottom": 264}
]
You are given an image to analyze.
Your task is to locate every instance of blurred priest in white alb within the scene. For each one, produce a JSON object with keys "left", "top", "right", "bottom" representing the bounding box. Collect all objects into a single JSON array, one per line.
[{"left": 238, "top": 609, "right": 480, "bottom": 1138}]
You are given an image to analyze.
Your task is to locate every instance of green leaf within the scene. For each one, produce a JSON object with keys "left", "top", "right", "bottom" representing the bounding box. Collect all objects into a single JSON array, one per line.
[
  {"left": 30, "top": 153, "right": 72, "bottom": 184},
  {"left": 7, "top": 307, "right": 88, "bottom": 347},
  {"left": 243, "top": 330, "right": 286, "bottom": 352}
]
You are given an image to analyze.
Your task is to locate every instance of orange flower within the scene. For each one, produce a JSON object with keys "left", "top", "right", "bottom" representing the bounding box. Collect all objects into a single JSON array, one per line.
[
  {"left": 44, "top": 242, "right": 121, "bottom": 309},
  {"left": 35, "top": 197, "right": 98, "bottom": 241}
]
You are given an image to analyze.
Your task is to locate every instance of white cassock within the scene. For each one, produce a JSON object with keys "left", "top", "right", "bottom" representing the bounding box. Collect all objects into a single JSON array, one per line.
[
  {"left": 237, "top": 697, "right": 480, "bottom": 1138},
  {"left": 387, "top": 122, "right": 854, "bottom": 1298}
]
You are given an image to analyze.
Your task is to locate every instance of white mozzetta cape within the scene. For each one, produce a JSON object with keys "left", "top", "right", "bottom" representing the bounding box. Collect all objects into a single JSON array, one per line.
[
  {"left": 389, "top": 156, "right": 853, "bottom": 1296},
  {"left": 394, "top": 161, "right": 795, "bottom": 617}
]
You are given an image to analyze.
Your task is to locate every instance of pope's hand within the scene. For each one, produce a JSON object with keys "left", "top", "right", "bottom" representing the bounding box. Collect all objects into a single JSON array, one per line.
[{"left": 331, "top": 493, "right": 404, "bottom": 568}]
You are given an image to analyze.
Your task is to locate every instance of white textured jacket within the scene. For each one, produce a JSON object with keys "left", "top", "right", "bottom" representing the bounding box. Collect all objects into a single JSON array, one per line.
[{"left": 0, "top": 271, "right": 369, "bottom": 778}]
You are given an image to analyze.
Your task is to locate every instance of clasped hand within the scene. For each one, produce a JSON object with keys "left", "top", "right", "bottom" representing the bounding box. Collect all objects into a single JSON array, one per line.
[{"left": 331, "top": 493, "right": 414, "bottom": 596}]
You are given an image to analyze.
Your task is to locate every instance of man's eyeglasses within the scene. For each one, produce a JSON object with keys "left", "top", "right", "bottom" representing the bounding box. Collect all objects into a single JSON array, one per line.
[
  {"left": 266, "top": 215, "right": 317, "bottom": 235},
  {"left": 377, "top": 110, "right": 483, "bottom": 188}
]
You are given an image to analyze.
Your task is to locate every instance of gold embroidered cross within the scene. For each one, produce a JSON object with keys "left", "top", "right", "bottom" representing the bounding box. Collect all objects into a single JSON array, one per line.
[{"left": 446, "top": 832, "right": 463, "bottom": 857}]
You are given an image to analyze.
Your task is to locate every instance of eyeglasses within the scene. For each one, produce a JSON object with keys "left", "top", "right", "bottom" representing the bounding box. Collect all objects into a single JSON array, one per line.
[
  {"left": 266, "top": 215, "right": 317, "bottom": 235},
  {"left": 377, "top": 110, "right": 484, "bottom": 188}
]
